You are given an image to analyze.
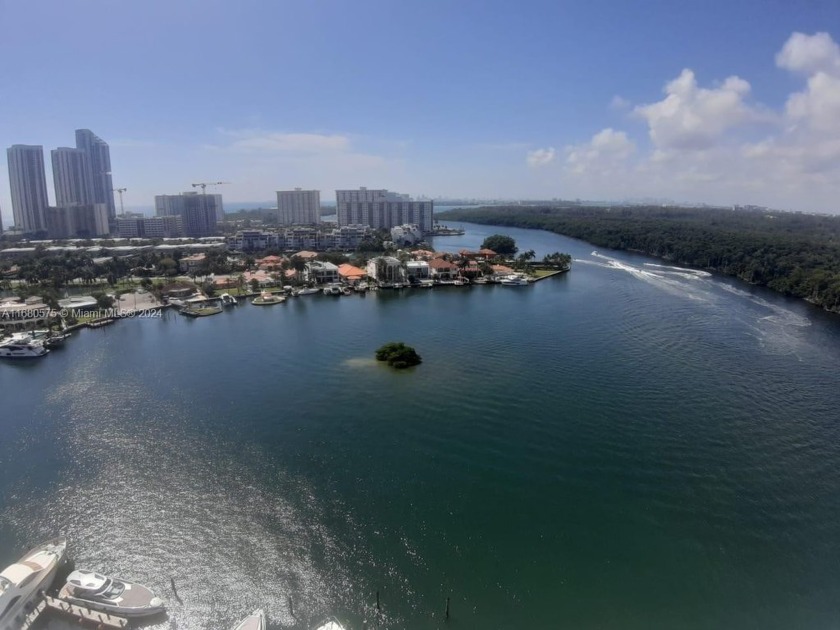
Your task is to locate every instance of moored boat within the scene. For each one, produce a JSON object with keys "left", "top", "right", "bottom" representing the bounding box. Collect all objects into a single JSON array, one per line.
[
  {"left": 312, "top": 618, "right": 347, "bottom": 630},
  {"left": 297, "top": 287, "right": 320, "bottom": 295},
  {"left": 58, "top": 570, "right": 165, "bottom": 618},
  {"left": 0, "top": 537, "right": 67, "bottom": 630},
  {"left": 0, "top": 338, "right": 48, "bottom": 359},
  {"left": 500, "top": 274, "right": 531, "bottom": 286},
  {"left": 219, "top": 293, "right": 238, "bottom": 306},
  {"left": 231, "top": 609, "right": 266, "bottom": 630},
  {"left": 87, "top": 318, "right": 116, "bottom": 328},
  {"left": 252, "top": 291, "right": 285, "bottom": 305}
]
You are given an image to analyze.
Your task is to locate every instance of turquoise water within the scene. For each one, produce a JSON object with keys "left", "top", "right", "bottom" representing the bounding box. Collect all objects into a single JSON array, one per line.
[{"left": 2, "top": 223, "right": 840, "bottom": 629}]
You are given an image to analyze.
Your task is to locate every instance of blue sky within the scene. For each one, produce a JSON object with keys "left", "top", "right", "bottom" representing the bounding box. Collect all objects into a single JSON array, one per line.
[{"left": 2, "top": 0, "right": 840, "bottom": 221}]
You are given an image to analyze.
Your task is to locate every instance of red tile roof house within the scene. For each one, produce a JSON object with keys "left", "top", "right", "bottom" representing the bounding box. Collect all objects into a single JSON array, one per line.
[
  {"left": 338, "top": 263, "right": 367, "bottom": 283},
  {"left": 410, "top": 249, "right": 436, "bottom": 260},
  {"left": 243, "top": 270, "right": 276, "bottom": 287},
  {"left": 460, "top": 260, "right": 482, "bottom": 277},
  {"left": 213, "top": 275, "right": 239, "bottom": 289},
  {"left": 256, "top": 255, "right": 286, "bottom": 270},
  {"left": 491, "top": 264, "right": 515, "bottom": 276},
  {"left": 429, "top": 258, "right": 459, "bottom": 281},
  {"left": 292, "top": 250, "right": 319, "bottom": 261},
  {"left": 477, "top": 248, "right": 498, "bottom": 260}
]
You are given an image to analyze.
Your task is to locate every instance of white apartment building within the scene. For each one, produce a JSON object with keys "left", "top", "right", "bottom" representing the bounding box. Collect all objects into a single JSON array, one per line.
[
  {"left": 391, "top": 224, "right": 424, "bottom": 246},
  {"left": 336, "top": 188, "right": 433, "bottom": 233},
  {"left": 277, "top": 188, "right": 320, "bottom": 225}
]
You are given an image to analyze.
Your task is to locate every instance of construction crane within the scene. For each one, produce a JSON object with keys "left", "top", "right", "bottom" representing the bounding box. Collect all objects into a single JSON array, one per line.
[
  {"left": 191, "top": 182, "right": 229, "bottom": 223},
  {"left": 191, "top": 181, "right": 229, "bottom": 193},
  {"left": 112, "top": 188, "right": 127, "bottom": 216}
]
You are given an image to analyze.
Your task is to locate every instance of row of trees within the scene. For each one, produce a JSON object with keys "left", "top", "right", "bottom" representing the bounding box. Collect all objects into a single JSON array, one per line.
[{"left": 442, "top": 205, "right": 840, "bottom": 312}]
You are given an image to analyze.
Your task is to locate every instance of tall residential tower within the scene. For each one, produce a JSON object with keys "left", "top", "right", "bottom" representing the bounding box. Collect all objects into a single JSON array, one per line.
[
  {"left": 277, "top": 188, "right": 320, "bottom": 225},
  {"left": 51, "top": 147, "right": 94, "bottom": 206},
  {"left": 75, "top": 129, "right": 116, "bottom": 220},
  {"left": 7, "top": 145, "right": 50, "bottom": 233}
]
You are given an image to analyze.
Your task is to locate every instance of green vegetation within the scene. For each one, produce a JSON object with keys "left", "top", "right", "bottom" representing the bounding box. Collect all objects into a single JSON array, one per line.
[
  {"left": 375, "top": 342, "right": 422, "bottom": 369},
  {"left": 481, "top": 234, "right": 518, "bottom": 255},
  {"left": 441, "top": 205, "right": 840, "bottom": 313}
]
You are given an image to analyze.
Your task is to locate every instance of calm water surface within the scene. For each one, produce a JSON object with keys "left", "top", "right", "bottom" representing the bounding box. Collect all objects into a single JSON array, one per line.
[{"left": 2, "top": 222, "right": 840, "bottom": 629}]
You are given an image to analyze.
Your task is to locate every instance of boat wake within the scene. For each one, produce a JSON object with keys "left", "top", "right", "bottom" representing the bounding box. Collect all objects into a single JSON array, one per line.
[
  {"left": 588, "top": 252, "right": 813, "bottom": 356},
  {"left": 591, "top": 252, "right": 711, "bottom": 301},
  {"left": 643, "top": 263, "right": 712, "bottom": 278}
]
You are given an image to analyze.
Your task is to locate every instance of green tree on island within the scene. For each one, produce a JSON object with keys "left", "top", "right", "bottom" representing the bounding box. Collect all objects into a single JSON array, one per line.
[
  {"left": 375, "top": 342, "right": 422, "bottom": 369},
  {"left": 481, "top": 234, "right": 518, "bottom": 256}
]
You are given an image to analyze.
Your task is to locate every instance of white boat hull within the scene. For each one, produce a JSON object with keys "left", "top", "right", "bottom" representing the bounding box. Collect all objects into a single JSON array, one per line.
[
  {"left": 58, "top": 573, "right": 165, "bottom": 618},
  {"left": 0, "top": 537, "right": 67, "bottom": 630},
  {"left": 231, "top": 609, "right": 265, "bottom": 630}
]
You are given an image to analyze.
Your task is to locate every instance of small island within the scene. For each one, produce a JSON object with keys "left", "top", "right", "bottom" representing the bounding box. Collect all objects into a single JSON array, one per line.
[{"left": 375, "top": 342, "right": 422, "bottom": 369}]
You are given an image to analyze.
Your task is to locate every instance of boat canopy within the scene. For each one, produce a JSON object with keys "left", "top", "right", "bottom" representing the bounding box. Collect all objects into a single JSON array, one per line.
[
  {"left": 0, "top": 564, "right": 36, "bottom": 587},
  {"left": 67, "top": 570, "right": 109, "bottom": 591}
]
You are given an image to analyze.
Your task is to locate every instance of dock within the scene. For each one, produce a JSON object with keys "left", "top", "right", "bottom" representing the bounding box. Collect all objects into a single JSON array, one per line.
[{"left": 21, "top": 594, "right": 129, "bottom": 629}]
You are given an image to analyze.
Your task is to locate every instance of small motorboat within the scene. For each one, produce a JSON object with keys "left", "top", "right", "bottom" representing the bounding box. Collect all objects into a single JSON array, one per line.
[
  {"left": 297, "top": 287, "right": 320, "bottom": 296},
  {"left": 312, "top": 618, "right": 347, "bottom": 630},
  {"left": 0, "top": 537, "right": 67, "bottom": 630},
  {"left": 231, "top": 609, "right": 266, "bottom": 630},
  {"left": 219, "top": 293, "right": 238, "bottom": 306},
  {"left": 500, "top": 274, "right": 531, "bottom": 286},
  {"left": 252, "top": 291, "right": 285, "bottom": 305},
  {"left": 58, "top": 570, "right": 165, "bottom": 618}
]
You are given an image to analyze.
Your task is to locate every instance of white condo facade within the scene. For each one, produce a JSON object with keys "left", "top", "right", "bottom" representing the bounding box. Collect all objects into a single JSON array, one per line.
[
  {"left": 277, "top": 188, "right": 320, "bottom": 225},
  {"left": 336, "top": 188, "right": 433, "bottom": 233}
]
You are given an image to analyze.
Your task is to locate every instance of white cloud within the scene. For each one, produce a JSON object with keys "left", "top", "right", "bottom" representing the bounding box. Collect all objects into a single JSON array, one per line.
[
  {"left": 526, "top": 147, "right": 556, "bottom": 167},
  {"left": 610, "top": 95, "right": 631, "bottom": 110},
  {"left": 521, "top": 32, "right": 840, "bottom": 211},
  {"left": 565, "top": 128, "right": 635, "bottom": 174},
  {"left": 216, "top": 129, "right": 351, "bottom": 154},
  {"left": 784, "top": 69, "right": 840, "bottom": 133},
  {"left": 634, "top": 69, "right": 753, "bottom": 150},
  {"left": 775, "top": 31, "right": 840, "bottom": 76}
]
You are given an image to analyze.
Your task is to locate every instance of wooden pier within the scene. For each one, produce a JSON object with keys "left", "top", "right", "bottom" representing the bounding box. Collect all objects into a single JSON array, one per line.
[{"left": 21, "top": 594, "right": 129, "bottom": 629}]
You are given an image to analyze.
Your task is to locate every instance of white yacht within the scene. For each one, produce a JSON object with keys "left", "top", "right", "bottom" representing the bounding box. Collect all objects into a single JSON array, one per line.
[
  {"left": 219, "top": 293, "right": 238, "bottom": 306},
  {"left": 322, "top": 285, "right": 342, "bottom": 296},
  {"left": 0, "top": 339, "right": 48, "bottom": 359},
  {"left": 58, "top": 570, "right": 165, "bottom": 618},
  {"left": 313, "top": 618, "right": 347, "bottom": 630},
  {"left": 0, "top": 537, "right": 67, "bottom": 630},
  {"left": 10, "top": 330, "right": 69, "bottom": 348},
  {"left": 297, "top": 287, "right": 320, "bottom": 295},
  {"left": 500, "top": 274, "right": 531, "bottom": 286},
  {"left": 231, "top": 609, "right": 266, "bottom": 630}
]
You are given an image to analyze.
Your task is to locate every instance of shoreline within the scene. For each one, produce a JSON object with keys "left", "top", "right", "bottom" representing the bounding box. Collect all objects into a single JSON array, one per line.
[{"left": 439, "top": 216, "right": 840, "bottom": 317}]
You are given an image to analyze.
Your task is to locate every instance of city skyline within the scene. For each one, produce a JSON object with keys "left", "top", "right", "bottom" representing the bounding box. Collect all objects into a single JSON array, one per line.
[{"left": 2, "top": 0, "right": 840, "bottom": 226}]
